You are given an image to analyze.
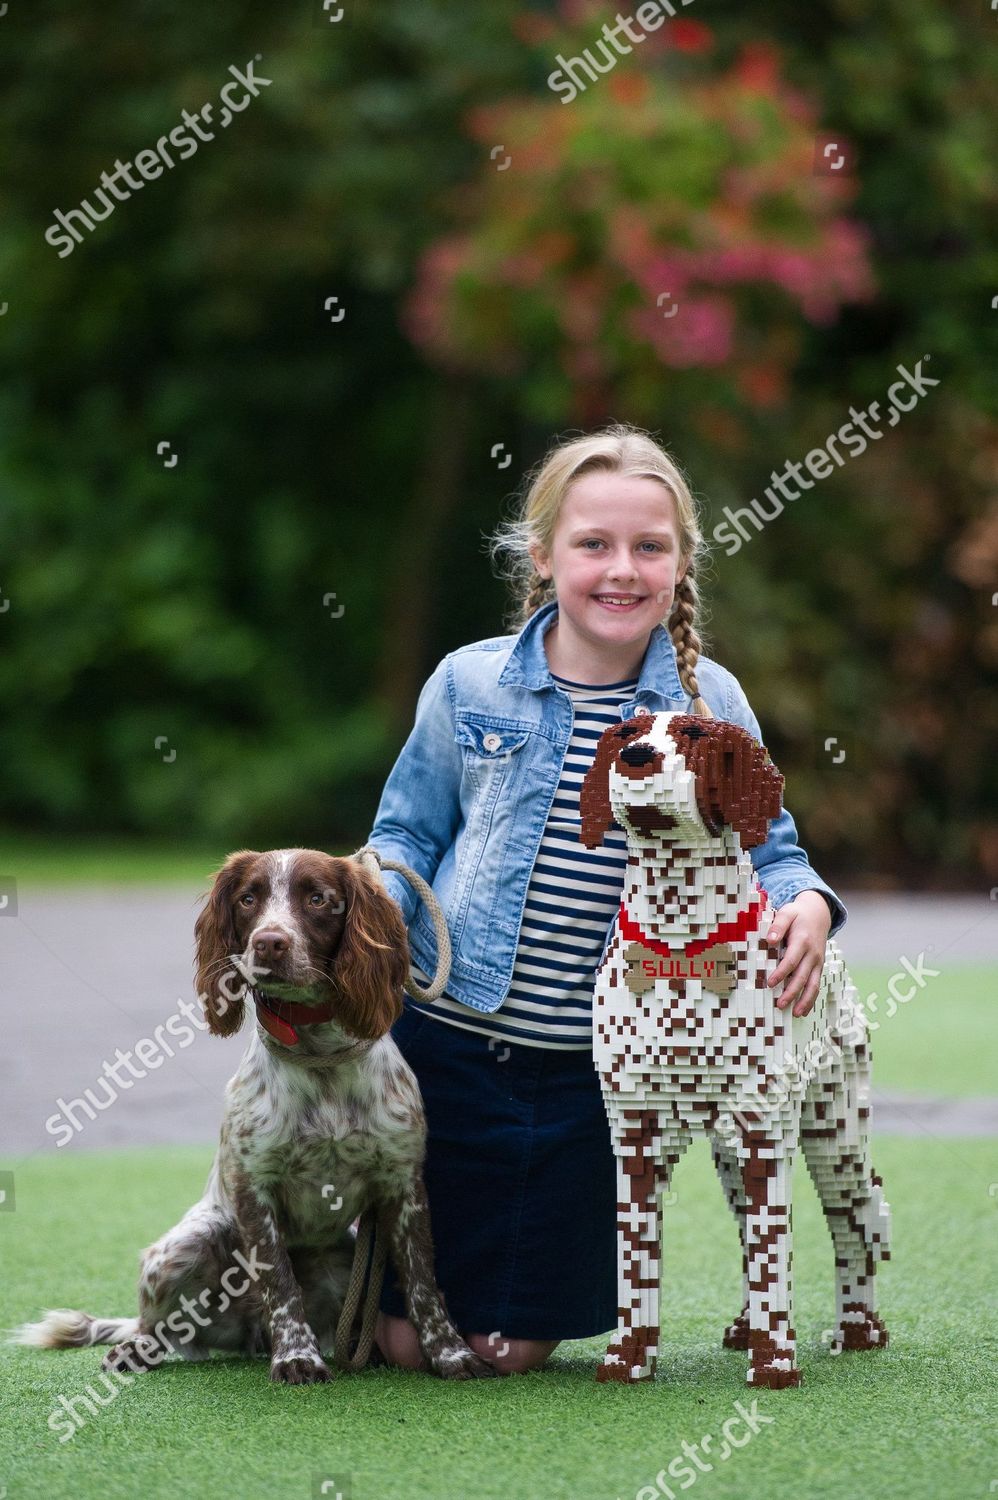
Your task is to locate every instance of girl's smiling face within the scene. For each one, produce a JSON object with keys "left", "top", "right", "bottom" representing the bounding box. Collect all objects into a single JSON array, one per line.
[{"left": 529, "top": 472, "right": 687, "bottom": 672}]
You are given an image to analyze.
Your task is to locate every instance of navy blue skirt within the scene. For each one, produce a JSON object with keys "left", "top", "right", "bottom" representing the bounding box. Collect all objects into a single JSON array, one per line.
[{"left": 378, "top": 1000, "right": 619, "bottom": 1341}]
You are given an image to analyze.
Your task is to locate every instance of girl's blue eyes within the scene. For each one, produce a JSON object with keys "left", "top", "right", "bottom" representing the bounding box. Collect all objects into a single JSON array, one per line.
[{"left": 581, "top": 539, "right": 664, "bottom": 552}]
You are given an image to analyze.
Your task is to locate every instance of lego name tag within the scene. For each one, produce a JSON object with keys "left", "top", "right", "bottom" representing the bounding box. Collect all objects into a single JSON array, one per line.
[{"left": 623, "top": 941, "right": 736, "bottom": 998}]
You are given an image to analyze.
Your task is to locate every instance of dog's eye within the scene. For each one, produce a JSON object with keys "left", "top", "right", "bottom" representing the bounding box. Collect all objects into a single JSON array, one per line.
[
  {"left": 683, "top": 724, "right": 709, "bottom": 740},
  {"left": 238, "top": 892, "right": 255, "bottom": 907},
  {"left": 614, "top": 726, "right": 641, "bottom": 740},
  {"left": 308, "top": 892, "right": 325, "bottom": 907}
]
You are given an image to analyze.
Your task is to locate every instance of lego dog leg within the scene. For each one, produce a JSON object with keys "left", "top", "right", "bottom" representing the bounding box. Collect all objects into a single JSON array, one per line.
[
  {"left": 710, "top": 1135, "right": 751, "bottom": 1350},
  {"left": 801, "top": 1069, "right": 891, "bottom": 1352},
  {"left": 598, "top": 1111, "right": 686, "bottom": 1384},
  {"left": 740, "top": 1133, "right": 801, "bottom": 1389}
]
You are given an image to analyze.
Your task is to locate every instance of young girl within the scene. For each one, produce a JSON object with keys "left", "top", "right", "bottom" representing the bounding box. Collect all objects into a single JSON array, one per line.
[{"left": 367, "top": 424, "right": 844, "bottom": 1375}]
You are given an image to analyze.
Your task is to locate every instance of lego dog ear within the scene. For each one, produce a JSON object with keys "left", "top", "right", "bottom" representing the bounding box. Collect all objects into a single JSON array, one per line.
[
  {"left": 670, "top": 717, "right": 784, "bottom": 849},
  {"left": 194, "top": 850, "right": 259, "bottom": 1036},
  {"left": 580, "top": 718, "right": 655, "bottom": 848}
]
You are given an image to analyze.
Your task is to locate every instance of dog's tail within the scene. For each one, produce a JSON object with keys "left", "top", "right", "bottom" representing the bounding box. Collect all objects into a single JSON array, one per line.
[{"left": 7, "top": 1309, "right": 140, "bottom": 1348}]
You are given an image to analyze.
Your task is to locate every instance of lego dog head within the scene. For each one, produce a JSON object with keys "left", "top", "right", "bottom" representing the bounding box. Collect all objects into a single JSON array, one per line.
[{"left": 580, "top": 712, "right": 784, "bottom": 851}]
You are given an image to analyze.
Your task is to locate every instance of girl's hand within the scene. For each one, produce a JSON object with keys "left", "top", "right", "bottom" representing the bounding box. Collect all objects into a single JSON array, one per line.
[{"left": 764, "top": 891, "right": 832, "bottom": 1018}]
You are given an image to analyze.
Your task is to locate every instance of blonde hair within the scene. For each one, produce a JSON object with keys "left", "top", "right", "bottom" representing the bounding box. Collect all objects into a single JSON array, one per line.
[{"left": 487, "top": 423, "right": 713, "bottom": 716}]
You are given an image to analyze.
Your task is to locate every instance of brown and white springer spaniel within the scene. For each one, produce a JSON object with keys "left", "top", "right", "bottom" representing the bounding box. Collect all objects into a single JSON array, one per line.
[{"left": 14, "top": 849, "right": 495, "bottom": 1384}]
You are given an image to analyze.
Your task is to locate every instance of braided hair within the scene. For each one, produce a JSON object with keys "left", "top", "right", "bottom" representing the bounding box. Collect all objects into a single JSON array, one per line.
[{"left": 487, "top": 424, "right": 713, "bottom": 717}]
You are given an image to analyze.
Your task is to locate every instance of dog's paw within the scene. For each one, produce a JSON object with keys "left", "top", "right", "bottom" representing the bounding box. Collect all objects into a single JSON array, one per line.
[
  {"left": 722, "top": 1313, "right": 750, "bottom": 1350},
  {"left": 269, "top": 1353, "right": 331, "bottom": 1384},
  {"left": 596, "top": 1334, "right": 657, "bottom": 1383},
  {"left": 836, "top": 1312, "right": 889, "bottom": 1351},
  {"left": 746, "top": 1361, "right": 801, "bottom": 1389},
  {"left": 430, "top": 1344, "right": 500, "bottom": 1380},
  {"left": 596, "top": 1357, "right": 654, "bottom": 1383},
  {"left": 101, "top": 1337, "right": 161, "bottom": 1375}
]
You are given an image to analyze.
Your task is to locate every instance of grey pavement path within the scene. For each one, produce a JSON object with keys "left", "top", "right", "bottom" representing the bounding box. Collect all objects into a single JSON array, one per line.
[{"left": 2, "top": 887, "right": 996, "bottom": 1160}]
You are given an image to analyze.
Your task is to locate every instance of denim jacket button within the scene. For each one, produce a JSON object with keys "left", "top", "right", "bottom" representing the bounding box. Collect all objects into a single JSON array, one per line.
[{"left": 483, "top": 732, "right": 502, "bottom": 752}]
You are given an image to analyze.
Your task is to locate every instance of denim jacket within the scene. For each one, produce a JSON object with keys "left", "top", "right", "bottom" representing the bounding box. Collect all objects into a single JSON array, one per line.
[{"left": 366, "top": 599, "right": 846, "bottom": 1015}]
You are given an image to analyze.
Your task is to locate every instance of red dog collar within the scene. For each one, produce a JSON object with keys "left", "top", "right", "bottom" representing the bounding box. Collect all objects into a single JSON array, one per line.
[
  {"left": 618, "top": 890, "right": 767, "bottom": 959},
  {"left": 254, "top": 992, "right": 339, "bottom": 1047}
]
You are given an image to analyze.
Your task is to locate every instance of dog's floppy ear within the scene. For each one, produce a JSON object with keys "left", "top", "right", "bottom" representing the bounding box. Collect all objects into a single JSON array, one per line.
[
  {"left": 581, "top": 718, "right": 655, "bottom": 848},
  {"left": 194, "top": 850, "right": 259, "bottom": 1036},
  {"left": 670, "top": 717, "right": 783, "bottom": 849},
  {"left": 331, "top": 861, "right": 409, "bottom": 1040}
]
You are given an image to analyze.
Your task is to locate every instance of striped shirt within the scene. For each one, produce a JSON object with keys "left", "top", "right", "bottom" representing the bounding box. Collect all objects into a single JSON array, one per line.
[{"left": 405, "top": 672, "right": 638, "bottom": 1050}]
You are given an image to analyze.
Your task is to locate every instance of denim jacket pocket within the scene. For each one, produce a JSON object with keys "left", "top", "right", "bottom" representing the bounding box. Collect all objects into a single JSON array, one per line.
[{"left": 453, "top": 710, "right": 535, "bottom": 760}]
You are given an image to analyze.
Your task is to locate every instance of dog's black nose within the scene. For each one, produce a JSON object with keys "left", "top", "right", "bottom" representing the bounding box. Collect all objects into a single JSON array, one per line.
[{"left": 620, "top": 744, "right": 657, "bottom": 767}]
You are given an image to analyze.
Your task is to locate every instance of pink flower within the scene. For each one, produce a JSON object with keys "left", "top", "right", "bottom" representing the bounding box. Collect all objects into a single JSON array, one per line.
[{"left": 630, "top": 294, "right": 736, "bottom": 367}]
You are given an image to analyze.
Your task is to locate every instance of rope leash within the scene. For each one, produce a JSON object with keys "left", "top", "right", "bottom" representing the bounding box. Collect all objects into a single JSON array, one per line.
[
  {"left": 332, "top": 1205, "right": 389, "bottom": 1372},
  {"left": 331, "top": 845, "right": 450, "bottom": 1371}
]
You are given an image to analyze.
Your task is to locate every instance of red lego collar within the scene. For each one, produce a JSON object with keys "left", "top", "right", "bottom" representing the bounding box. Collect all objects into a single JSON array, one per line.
[{"left": 618, "top": 890, "right": 767, "bottom": 959}]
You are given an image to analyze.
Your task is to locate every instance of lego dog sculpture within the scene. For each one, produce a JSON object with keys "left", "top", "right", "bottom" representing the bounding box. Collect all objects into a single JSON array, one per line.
[{"left": 581, "top": 713, "right": 890, "bottom": 1388}]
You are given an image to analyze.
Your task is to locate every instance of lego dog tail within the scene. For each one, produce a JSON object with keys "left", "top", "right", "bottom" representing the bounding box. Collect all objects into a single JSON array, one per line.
[{"left": 8, "top": 1309, "right": 140, "bottom": 1348}]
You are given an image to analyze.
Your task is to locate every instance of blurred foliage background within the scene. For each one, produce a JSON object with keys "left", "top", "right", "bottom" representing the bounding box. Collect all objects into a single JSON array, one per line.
[{"left": 0, "top": 0, "right": 995, "bottom": 886}]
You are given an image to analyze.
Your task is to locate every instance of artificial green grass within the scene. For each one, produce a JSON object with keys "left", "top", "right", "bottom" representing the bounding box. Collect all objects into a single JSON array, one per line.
[
  {"left": 2, "top": 1137, "right": 996, "bottom": 1500},
  {"left": 849, "top": 963, "right": 997, "bottom": 1098}
]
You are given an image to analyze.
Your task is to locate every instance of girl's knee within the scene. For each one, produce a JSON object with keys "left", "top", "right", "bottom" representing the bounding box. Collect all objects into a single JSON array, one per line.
[{"left": 466, "top": 1333, "right": 560, "bottom": 1374}]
